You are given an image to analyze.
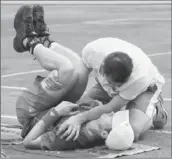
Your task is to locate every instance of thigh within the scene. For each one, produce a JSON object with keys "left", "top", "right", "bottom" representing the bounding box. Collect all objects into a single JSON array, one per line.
[
  {"left": 126, "top": 90, "right": 155, "bottom": 114},
  {"left": 126, "top": 90, "right": 160, "bottom": 141},
  {"left": 128, "top": 109, "right": 152, "bottom": 141}
]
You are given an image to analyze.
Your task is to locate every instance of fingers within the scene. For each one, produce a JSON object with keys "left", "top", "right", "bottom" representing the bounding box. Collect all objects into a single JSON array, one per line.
[
  {"left": 90, "top": 101, "right": 99, "bottom": 107},
  {"left": 53, "top": 70, "right": 59, "bottom": 81},
  {"left": 44, "top": 73, "right": 63, "bottom": 90},
  {"left": 60, "top": 125, "right": 72, "bottom": 139},
  {"left": 79, "top": 105, "right": 90, "bottom": 110},
  {"left": 68, "top": 111, "right": 80, "bottom": 116},
  {"left": 73, "top": 129, "right": 80, "bottom": 141},
  {"left": 66, "top": 128, "right": 76, "bottom": 141},
  {"left": 47, "top": 78, "right": 63, "bottom": 90},
  {"left": 56, "top": 123, "right": 68, "bottom": 136},
  {"left": 70, "top": 104, "right": 79, "bottom": 109}
]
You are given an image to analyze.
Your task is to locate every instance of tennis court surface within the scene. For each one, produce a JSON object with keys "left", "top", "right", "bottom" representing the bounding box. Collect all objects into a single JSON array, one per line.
[{"left": 1, "top": 3, "right": 171, "bottom": 158}]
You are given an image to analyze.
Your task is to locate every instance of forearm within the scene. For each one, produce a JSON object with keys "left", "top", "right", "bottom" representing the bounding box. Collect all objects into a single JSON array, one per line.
[
  {"left": 23, "top": 107, "right": 61, "bottom": 146},
  {"left": 77, "top": 96, "right": 128, "bottom": 123},
  {"left": 77, "top": 104, "right": 114, "bottom": 123}
]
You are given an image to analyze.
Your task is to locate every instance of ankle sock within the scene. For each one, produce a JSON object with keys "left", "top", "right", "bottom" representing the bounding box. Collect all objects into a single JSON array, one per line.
[
  {"left": 23, "top": 37, "right": 42, "bottom": 54},
  {"left": 39, "top": 36, "right": 55, "bottom": 48}
]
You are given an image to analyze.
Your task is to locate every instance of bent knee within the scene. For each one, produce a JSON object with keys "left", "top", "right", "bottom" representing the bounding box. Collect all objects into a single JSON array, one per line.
[{"left": 58, "top": 67, "right": 76, "bottom": 86}]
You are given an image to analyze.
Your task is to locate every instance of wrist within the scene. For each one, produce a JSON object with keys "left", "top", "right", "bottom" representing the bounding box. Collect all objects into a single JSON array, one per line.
[
  {"left": 54, "top": 108, "right": 63, "bottom": 117},
  {"left": 41, "top": 108, "right": 60, "bottom": 128},
  {"left": 51, "top": 107, "right": 61, "bottom": 117},
  {"left": 76, "top": 112, "right": 88, "bottom": 124}
]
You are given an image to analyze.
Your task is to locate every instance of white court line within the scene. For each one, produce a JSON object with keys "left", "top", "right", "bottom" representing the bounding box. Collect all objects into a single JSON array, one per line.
[
  {"left": 1, "top": 69, "right": 45, "bottom": 78},
  {"left": 1, "top": 52, "right": 171, "bottom": 78},
  {"left": 83, "top": 18, "right": 171, "bottom": 25},
  {"left": 1, "top": 86, "right": 27, "bottom": 90},
  {"left": 1, "top": 115, "right": 17, "bottom": 119},
  {"left": 7, "top": 17, "right": 170, "bottom": 32},
  {"left": 150, "top": 130, "right": 172, "bottom": 134},
  {"left": 1, "top": 85, "right": 171, "bottom": 102},
  {"left": 149, "top": 52, "right": 171, "bottom": 57}
]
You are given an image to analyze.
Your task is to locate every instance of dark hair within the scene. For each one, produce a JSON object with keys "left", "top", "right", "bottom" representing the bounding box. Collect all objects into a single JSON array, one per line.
[{"left": 103, "top": 52, "right": 133, "bottom": 83}]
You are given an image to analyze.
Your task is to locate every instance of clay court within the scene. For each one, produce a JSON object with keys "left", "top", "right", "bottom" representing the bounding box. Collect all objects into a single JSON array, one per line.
[{"left": 1, "top": 2, "right": 171, "bottom": 158}]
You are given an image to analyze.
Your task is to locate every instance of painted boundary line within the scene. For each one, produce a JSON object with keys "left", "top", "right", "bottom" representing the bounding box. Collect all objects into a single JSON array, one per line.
[
  {"left": 1, "top": 86, "right": 171, "bottom": 102},
  {"left": 1, "top": 85, "right": 171, "bottom": 102},
  {"left": 1, "top": 86, "right": 27, "bottom": 90},
  {"left": 1, "top": 51, "right": 171, "bottom": 78},
  {"left": 7, "top": 17, "right": 171, "bottom": 32},
  {"left": 1, "top": 69, "right": 45, "bottom": 78},
  {"left": 2, "top": 85, "right": 172, "bottom": 102},
  {"left": 1, "top": 1, "right": 171, "bottom": 5}
]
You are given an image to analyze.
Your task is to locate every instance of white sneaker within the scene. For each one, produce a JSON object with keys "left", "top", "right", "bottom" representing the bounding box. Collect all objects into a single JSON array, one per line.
[{"left": 153, "top": 95, "right": 168, "bottom": 129}]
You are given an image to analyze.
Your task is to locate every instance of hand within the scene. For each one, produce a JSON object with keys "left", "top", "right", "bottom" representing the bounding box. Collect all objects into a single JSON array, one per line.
[
  {"left": 56, "top": 115, "right": 81, "bottom": 141},
  {"left": 43, "top": 70, "right": 63, "bottom": 91},
  {"left": 77, "top": 96, "right": 102, "bottom": 108},
  {"left": 55, "top": 101, "right": 80, "bottom": 116}
]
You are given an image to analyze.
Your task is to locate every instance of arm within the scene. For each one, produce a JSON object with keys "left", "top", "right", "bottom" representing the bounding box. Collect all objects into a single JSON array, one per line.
[
  {"left": 23, "top": 108, "right": 60, "bottom": 149},
  {"left": 56, "top": 95, "right": 129, "bottom": 141},
  {"left": 77, "top": 94, "right": 129, "bottom": 124},
  {"left": 23, "top": 102, "right": 79, "bottom": 149}
]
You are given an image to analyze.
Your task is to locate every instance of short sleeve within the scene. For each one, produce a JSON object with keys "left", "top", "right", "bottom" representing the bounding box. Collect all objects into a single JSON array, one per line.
[{"left": 119, "top": 77, "right": 150, "bottom": 101}]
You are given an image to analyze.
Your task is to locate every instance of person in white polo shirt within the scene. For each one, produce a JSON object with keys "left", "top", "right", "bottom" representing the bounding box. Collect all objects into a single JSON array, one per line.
[{"left": 57, "top": 37, "right": 168, "bottom": 143}]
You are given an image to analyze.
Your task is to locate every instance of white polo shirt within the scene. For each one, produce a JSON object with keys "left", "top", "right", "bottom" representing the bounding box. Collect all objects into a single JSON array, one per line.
[{"left": 82, "top": 38, "right": 165, "bottom": 101}]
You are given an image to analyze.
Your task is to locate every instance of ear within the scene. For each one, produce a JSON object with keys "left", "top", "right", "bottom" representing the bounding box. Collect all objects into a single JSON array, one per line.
[{"left": 101, "top": 130, "right": 108, "bottom": 139}]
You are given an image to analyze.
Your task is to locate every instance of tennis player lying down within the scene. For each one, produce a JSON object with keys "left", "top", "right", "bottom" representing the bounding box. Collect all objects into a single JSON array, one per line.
[{"left": 23, "top": 100, "right": 151, "bottom": 151}]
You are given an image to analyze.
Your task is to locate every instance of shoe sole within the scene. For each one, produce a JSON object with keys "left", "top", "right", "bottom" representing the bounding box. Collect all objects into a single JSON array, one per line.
[
  {"left": 32, "top": 5, "right": 49, "bottom": 37},
  {"left": 153, "top": 95, "right": 168, "bottom": 129}
]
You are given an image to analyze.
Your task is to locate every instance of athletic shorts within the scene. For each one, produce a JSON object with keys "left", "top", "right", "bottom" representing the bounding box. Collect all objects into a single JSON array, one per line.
[{"left": 16, "top": 75, "right": 62, "bottom": 138}]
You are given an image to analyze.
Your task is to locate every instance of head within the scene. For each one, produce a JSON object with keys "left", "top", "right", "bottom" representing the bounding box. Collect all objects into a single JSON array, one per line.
[
  {"left": 102, "top": 52, "right": 133, "bottom": 87},
  {"left": 85, "top": 112, "right": 114, "bottom": 141}
]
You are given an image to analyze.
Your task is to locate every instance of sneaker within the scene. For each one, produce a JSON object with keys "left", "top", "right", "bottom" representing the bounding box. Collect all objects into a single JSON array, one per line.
[
  {"left": 13, "top": 5, "right": 37, "bottom": 53},
  {"left": 153, "top": 95, "right": 168, "bottom": 129},
  {"left": 33, "top": 5, "right": 49, "bottom": 37}
]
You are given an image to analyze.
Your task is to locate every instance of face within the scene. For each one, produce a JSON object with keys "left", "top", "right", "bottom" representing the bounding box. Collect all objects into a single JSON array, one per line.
[
  {"left": 100, "top": 63, "right": 122, "bottom": 89},
  {"left": 85, "top": 112, "right": 114, "bottom": 140},
  {"left": 105, "top": 75, "right": 122, "bottom": 89}
]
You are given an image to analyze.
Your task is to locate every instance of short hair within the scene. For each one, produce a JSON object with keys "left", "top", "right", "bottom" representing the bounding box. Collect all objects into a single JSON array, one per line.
[{"left": 103, "top": 52, "right": 133, "bottom": 83}]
